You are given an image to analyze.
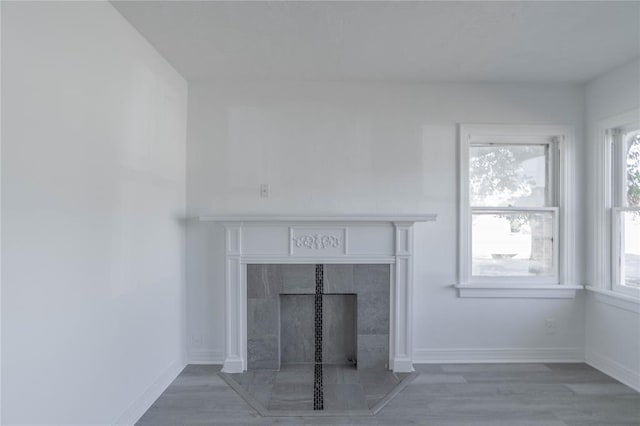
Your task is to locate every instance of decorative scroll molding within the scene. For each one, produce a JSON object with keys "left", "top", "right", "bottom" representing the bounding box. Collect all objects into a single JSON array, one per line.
[
  {"left": 292, "top": 234, "right": 342, "bottom": 250},
  {"left": 289, "top": 227, "right": 347, "bottom": 256}
]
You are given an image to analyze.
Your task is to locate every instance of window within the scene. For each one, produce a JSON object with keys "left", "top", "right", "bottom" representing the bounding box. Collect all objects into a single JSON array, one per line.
[
  {"left": 591, "top": 109, "right": 640, "bottom": 305},
  {"left": 457, "top": 125, "right": 577, "bottom": 298},
  {"left": 610, "top": 126, "right": 640, "bottom": 297}
]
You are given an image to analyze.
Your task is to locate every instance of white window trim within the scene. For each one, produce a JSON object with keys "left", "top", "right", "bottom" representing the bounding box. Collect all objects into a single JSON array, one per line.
[
  {"left": 456, "top": 124, "right": 579, "bottom": 298},
  {"left": 592, "top": 109, "right": 640, "bottom": 300},
  {"left": 585, "top": 286, "right": 640, "bottom": 314},
  {"left": 612, "top": 207, "right": 640, "bottom": 298}
]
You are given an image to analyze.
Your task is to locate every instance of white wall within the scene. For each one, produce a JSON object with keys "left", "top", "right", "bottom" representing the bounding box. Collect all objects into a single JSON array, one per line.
[
  {"left": 585, "top": 58, "right": 640, "bottom": 390},
  {"left": 2, "top": 2, "right": 187, "bottom": 424},
  {"left": 186, "top": 81, "right": 586, "bottom": 364}
]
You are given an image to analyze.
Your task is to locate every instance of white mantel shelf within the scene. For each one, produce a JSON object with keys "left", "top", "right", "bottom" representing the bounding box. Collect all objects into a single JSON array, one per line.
[
  {"left": 205, "top": 214, "right": 437, "bottom": 374},
  {"left": 199, "top": 214, "right": 437, "bottom": 223}
]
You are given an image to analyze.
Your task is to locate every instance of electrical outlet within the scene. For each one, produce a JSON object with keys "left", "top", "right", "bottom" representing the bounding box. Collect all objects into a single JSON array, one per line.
[
  {"left": 192, "top": 334, "right": 202, "bottom": 347},
  {"left": 545, "top": 318, "right": 556, "bottom": 335},
  {"left": 260, "top": 183, "right": 270, "bottom": 198}
]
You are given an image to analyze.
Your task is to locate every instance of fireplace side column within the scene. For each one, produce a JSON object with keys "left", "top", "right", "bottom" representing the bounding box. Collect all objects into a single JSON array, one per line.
[
  {"left": 222, "top": 221, "right": 244, "bottom": 373},
  {"left": 392, "top": 221, "right": 415, "bottom": 372}
]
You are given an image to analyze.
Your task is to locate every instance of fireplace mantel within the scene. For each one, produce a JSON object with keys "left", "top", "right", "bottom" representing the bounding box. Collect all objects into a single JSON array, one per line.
[
  {"left": 199, "top": 214, "right": 437, "bottom": 373},
  {"left": 199, "top": 214, "right": 437, "bottom": 223}
]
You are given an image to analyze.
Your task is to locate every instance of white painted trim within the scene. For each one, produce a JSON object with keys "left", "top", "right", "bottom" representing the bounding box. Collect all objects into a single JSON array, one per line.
[
  {"left": 188, "top": 350, "right": 225, "bottom": 364},
  {"left": 586, "top": 349, "right": 640, "bottom": 392},
  {"left": 222, "top": 357, "right": 244, "bottom": 373},
  {"left": 413, "top": 347, "right": 584, "bottom": 363},
  {"left": 611, "top": 209, "right": 640, "bottom": 298},
  {"left": 455, "top": 284, "right": 583, "bottom": 299},
  {"left": 388, "top": 263, "right": 396, "bottom": 371},
  {"left": 0, "top": 4, "right": 4, "bottom": 422},
  {"left": 592, "top": 109, "right": 640, "bottom": 295},
  {"left": 458, "top": 124, "right": 576, "bottom": 295},
  {"left": 392, "top": 357, "right": 415, "bottom": 372},
  {"left": 459, "top": 124, "right": 472, "bottom": 284},
  {"left": 586, "top": 286, "right": 640, "bottom": 313},
  {"left": 222, "top": 222, "right": 243, "bottom": 373},
  {"left": 113, "top": 359, "right": 186, "bottom": 426},
  {"left": 200, "top": 214, "right": 437, "bottom": 223},
  {"left": 216, "top": 218, "right": 430, "bottom": 373},
  {"left": 240, "top": 256, "right": 397, "bottom": 264}
]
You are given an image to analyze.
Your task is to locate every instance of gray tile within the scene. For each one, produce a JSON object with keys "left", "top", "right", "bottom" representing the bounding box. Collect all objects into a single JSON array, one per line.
[
  {"left": 275, "top": 364, "right": 314, "bottom": 384},
  {"left": 323, "top": 264, "right": 355, "bottom": 293},
  {"left": 362, "top": 381, "right": 397, "bottom": 407},
  {"left": 323, "top": 383, "right": 368, "bottom": 410},
  {"left": 357, "top": 334, "right": 389, "bottom": 370},
  {"left": 323, "top": 365, "right": 360, "bottom": 384},
  {"left": 281, "top": 264, "right": 316, "bottom": 294},
  {"left": 358, "top": 370, "right": 400, "bottom": 386},
  {"left": 357, "top": 291, "right": 389, "bottom": 335},
  {"left": 248, "top": 336, "right": 279, "bottom": 370},
  {"left": 323, "top": 294, "right": 357, "bottom": 364},
  {"left": 280, "top": 295, "right": 315, "bottom": 363},
  {"left": 268, "top": 383, "right": 313, "bottom": 411},
  {"left": 247, "top": 298, "right": 279, "bottom": 339},
  {"left": 395, "top": 372, "right": 412, "bottom": 381},
  {"left": 244, "top": 383, "right": 273, "bottom": 408},
  {"left": 354, "top": 264, "right": 390, "bottom": 293},
  {"left": 247, "top": 264, "right": 283, "bottom": 299}
]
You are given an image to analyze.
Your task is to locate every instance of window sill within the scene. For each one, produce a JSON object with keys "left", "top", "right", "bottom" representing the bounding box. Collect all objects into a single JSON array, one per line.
[
  {"left": 454, "top": 284, "right": 583, "bottom": 299},
  {"left": 585, "top": 286, "right": 640, "bottom": 313}
]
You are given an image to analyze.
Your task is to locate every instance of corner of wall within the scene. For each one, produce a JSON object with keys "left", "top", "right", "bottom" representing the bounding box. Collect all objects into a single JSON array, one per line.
[{"left": 114, "top": 358, "right": 187, "bottom": 426}]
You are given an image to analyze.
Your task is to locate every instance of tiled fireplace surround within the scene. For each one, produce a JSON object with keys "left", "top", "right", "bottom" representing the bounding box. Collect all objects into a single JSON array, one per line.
[
  {"left": 247, "top": 263, "right": 391, "bottom": 370},
  {"left": 199, "top": 215, "right": 437, "bottom": 373}
]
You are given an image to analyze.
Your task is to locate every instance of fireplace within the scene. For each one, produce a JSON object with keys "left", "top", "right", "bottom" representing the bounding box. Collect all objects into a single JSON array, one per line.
[
  {"left": 198, "top": 214, "right": 437, "bottom": 373},
  {"left": 247, "top": 264, "right": 389, "bottom": 370}
]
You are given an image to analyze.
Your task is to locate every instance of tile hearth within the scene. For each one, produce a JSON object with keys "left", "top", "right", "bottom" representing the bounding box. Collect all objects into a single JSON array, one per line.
[{"left": 220, "top": 364, "right": 417, "bottom": 416}]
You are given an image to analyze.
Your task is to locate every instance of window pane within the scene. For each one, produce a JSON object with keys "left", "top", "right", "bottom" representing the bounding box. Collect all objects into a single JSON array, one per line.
[
  {"left": 621, "top": 211, "right": 640, "bottom": 287},
  {"left": 472, "top": 212, "right": 554, "bottom": 277},
  {"left": 470, "top": 144, "right": 548, "bottom": 207},
  {"left": 625, "top": 131, "right": 640, "bottom": 207}
]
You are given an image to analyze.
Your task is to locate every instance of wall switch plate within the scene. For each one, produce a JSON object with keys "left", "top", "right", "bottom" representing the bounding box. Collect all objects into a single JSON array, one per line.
[
  {"left": 260, "top": 184, "right": 270, "bottom": 198},
  {"left": 545, "top": 318, "right": 556, "bottom": 334}
]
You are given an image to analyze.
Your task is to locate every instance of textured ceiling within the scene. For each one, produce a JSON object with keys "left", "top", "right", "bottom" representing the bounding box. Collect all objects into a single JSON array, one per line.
[{"left": 112, "top": 1, "right": 640, "bottom": 83}]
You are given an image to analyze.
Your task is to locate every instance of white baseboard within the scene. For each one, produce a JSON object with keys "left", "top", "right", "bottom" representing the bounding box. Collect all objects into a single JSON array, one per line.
[
  {"left": 413, "top": 347, "right": 584, "bottom": 363},
  {"left": 222, "top": 357, "right": 244, "bottom": 373},
  {"left": 113, "top": 359, "right": 186, "bottom": 426},
  {"left": 586, "top": 349, "right": 640, "bottom": 392},
  {"left": 392, "top": 357, "right": 415, "bottom": 372},
  {"left": 189, "top": 349, "right": 225, "bottom": 364}
]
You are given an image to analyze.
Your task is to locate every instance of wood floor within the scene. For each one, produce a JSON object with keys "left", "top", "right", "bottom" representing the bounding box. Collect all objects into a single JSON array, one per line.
[{"left": 137, "top": 363, "right": 640, "bottom": 425}]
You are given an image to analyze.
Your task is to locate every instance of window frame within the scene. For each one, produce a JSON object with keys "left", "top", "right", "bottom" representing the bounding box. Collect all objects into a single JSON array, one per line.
[
  {"left": 600, "top": 114, "right": 640, "bottom": 299},
  {"left": 457, "top": 124, "right": 578, "bottom": 298}
]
